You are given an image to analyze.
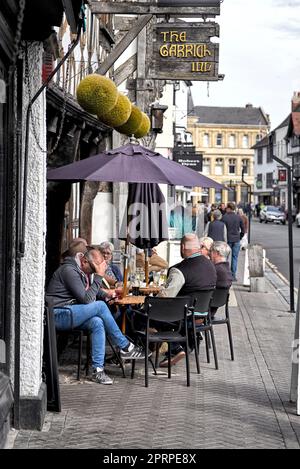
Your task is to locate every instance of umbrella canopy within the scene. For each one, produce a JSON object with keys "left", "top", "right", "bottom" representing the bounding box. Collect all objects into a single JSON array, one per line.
[
  {"left": 121, "top": 183, "right": 169, "bottom": 250},
  {"left": 47, "top": 143, "right": 224, "bottom": 189}
]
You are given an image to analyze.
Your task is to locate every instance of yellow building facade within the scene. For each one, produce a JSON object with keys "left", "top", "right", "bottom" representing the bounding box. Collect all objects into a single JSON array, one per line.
[{"left": 187, "top": 106, "right": 270, "bottom": 205}]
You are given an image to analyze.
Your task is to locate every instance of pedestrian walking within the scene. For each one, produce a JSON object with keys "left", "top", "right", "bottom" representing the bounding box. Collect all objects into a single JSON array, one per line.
[
  {"left": 204, "top": 209, "right": 227, "bottom": 242},
  {"left": 222, "top": 203, "right": 245, "bottom": 281}
]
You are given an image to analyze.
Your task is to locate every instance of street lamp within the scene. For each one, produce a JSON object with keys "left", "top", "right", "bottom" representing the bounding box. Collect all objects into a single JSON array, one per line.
[
  {"left": 269, "top": 133, "right": 295, "bottom": 313},
  {"left": 241, "top": 169, "right": 252, "bottom": 243}
]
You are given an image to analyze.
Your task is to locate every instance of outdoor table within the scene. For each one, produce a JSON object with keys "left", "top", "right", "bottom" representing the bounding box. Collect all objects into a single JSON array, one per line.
[
  {"left": 138, "top": 286, "right": 162, "bottom": 295},
  {"left": 114, "top": 295, "right": 146, "bottom": 333}
]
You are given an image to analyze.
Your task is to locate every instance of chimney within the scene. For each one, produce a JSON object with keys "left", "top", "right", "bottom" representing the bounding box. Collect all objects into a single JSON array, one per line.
[
  {"left": 292, "top": 91, "right": 300, "bottom": 111},
  {"left": 245, "top": 103, "right": 253, "bottom": 109}
]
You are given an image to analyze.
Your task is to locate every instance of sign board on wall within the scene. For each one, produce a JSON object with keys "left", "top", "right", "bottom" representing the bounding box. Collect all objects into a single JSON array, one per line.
[
  {"left": 278, "top": 169, "right": 287, "bottom": 182},
  {"left": 148, "top": 22, "right": 220, "bottom": 81},
  {"left": 173, "top": 145, "right": 203, "bottom": 171}
]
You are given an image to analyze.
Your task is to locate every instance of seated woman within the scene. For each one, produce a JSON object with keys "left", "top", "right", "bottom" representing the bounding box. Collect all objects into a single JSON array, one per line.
[{"left": 98, "top": 242, "right": 123, "bottom": 287}]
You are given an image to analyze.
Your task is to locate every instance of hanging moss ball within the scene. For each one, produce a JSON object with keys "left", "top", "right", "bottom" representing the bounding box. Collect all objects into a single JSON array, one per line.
[
  {"left": 100, "top": 93, "right": 132, "bottom": 128},
  {"left": 116, "top": 105, "right": 143, "bottom": 136},
  {"left": 134, "top": 113, "right": 151, "bottom": 138},
  {"left": 76, "top": 74, "right": 118, "bottom": 116}
]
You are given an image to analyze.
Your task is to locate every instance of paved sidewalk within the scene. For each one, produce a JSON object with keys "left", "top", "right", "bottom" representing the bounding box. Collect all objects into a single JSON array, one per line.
[{"left": 11, "top": 253, "right": 300, "bottom": 449}]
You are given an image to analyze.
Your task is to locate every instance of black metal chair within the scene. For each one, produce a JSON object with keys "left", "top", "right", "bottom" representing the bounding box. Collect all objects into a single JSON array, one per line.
[
  {"left": 191, "top": 289, "right": 218, "bottom": 370},
  {"left": 210, "top": 288, "right": 234, "bottom": 361},
  {"left": 56, "top": 307, "right": 126, "bottom": 380},
  {"left": 131, "top": 296, "right": 199, "bottom": 387}
]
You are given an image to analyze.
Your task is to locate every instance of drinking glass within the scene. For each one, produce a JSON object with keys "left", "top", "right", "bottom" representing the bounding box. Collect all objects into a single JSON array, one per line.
[{"left": 115, "top": 281, "right": 124, "bottom": 299}]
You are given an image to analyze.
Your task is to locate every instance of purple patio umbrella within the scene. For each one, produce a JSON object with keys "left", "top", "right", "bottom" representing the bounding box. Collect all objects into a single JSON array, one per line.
[
  {"left": 47, "top": 143, "right": 224, "bottom": 290},
  {"left": 47, "top": 143, "right": 224, "bottom": 189}
]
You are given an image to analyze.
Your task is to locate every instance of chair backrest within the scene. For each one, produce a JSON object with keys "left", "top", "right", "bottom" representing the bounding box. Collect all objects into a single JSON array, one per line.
[
  {"left": 144, "top": 296, "right": 192, "bottom": 323},
  {"left": 191, "top": 289, "right": 215, "bottom": 313},
  {"left": 210, "top": 288, "right": 230, "bottom": 308}
]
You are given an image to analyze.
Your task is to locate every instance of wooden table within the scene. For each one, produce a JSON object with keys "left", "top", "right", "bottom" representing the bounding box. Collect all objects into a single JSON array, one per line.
[
  {"left": 138, "top": 286, "right": 162, "bottom": 295},
  {"left": 114, "top": 296, "right": 146, "bottom": 333}
]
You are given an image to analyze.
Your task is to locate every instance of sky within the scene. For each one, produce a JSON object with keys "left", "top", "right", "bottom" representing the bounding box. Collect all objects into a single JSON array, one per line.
[{"left": 191, "top": 0, "right": 300, "bottom": 129}]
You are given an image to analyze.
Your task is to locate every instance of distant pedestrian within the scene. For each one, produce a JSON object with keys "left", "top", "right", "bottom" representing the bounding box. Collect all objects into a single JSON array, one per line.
[
  {"left": 238, "top": 208, "right": 248, "bottom": 250},
  {"left": 204, "top": 209, "right": 227, "bottom": 242},
  {"left": 222, "top": 203, "right": 245, "bottom": 281}
]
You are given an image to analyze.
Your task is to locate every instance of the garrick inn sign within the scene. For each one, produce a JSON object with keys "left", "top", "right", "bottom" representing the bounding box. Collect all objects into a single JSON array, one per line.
[{"left": 149, "top": 21, "right": 220, "bottom": 81}]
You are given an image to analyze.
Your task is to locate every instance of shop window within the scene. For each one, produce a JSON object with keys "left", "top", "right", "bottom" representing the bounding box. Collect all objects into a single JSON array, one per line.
[
  {"left": 202, "top": 158, "right": 210, "bottom": 175},
  {"left": 229, "top": 159, "right": 236, "bottom": 175},
  {"left": 203, "top": 133, "right": 210, "bottom": 147},
  {"left": 229, "top": 134, "right": 236, "bottom": 148},
  {"left": 216, "top": 133, "right": 223, "bottom": 147},
  {"left": 215, "top": 158, "right": 223, "bottom": 176},
  {"left": 242, "top": 135, "right": 249, "bottom": 148}
]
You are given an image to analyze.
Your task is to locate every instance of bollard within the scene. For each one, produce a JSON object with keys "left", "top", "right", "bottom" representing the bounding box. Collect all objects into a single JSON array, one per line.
[
  {"left": 243, "top": 247, "right": 250, "bottom": 287},
  {"left": 248, "top": 244, "right": 266, "bottom": 293}
]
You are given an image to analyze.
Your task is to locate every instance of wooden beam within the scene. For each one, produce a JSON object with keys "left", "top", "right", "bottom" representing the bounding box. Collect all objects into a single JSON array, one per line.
[
  {"left": 96, "top": 14, "right": 153, "bottom": 75},
  {"left": 114, "top": 54, "right": 137, "bottom": 86},
  {"left": 114, "top": 16, "right": 136, "bottom": 31},
  {"left": 90, "top": 2, "right": 220, "bottom": 17}
]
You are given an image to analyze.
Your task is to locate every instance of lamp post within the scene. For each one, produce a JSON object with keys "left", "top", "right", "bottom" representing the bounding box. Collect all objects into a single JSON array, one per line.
[
  {"left": 242, "top": 169, "right": 252, "bottom": 243},
  {"left": 269, "top": 134, "right": 295, "bottom": 313}
]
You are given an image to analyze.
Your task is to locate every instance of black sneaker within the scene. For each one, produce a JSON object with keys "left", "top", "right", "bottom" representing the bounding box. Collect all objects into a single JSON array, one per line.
[
  {"left": 92, "top": 368, "right": 113, "bottom": 385},
  {"left": 120, "top": 342, "right": 145, "bottom": 360}
]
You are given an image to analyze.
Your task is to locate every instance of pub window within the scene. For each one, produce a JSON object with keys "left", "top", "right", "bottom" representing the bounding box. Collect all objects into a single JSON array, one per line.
[
  {"left": 242, "top": 159, "right": 249, "bottom": 175},
  {"left": 229, "top": 159, "right": 236, "bottom": 175},
  {"left": 216, "top": 133, "right": 223, "bottom": 147},
  {"left": 242, "top": 135, "right": 249, "bottom": 148},
  {"left": 267, "top": 145, "right": 273, "bottom": 163},
  {"left": 202, "top": 158, "right": 210, "bottom": 175},
  {"left": 229, "top": 134, "right": 236, "bottom": 148},
  {"left": 266, "top": 172, "right": 273, "bottom": 189},
  {"left": 215, "top": 158, "right": 223, "bottom": 176},
  {"left": 257, "top": 148, "right": 263, "bottom": 165},
  {"left": 203, "top": 133, "right": 210, "bottom": 147}
]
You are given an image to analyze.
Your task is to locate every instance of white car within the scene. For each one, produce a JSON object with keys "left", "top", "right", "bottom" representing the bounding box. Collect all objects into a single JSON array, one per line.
[{"left": 259, "top": 205, "right": 286, "bottom": 225}]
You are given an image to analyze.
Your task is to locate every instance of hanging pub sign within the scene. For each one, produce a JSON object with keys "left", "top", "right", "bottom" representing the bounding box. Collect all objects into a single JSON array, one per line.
[
  {"left": 148, "top": 21, "right": 220, "bottom": 81},
  {"left": 173, "top": 145, "right": 203, "bottom": 171},
  {"left": 278, "top": 169, "right": 287, "bottom": 182}
]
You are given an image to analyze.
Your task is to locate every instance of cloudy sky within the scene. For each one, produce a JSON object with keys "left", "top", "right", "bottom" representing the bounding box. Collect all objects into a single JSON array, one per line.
[{"left": 191, "top": 0, "right": 300, "bottom": 128}]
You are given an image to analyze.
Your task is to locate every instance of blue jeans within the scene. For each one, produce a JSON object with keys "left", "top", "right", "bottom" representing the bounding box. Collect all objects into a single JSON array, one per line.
[
  {"left": 54, "top": 301, "right": 129, "bottom": 369},
  {"left": 228, "top": 241, "right": 241, "bottom": 277}
]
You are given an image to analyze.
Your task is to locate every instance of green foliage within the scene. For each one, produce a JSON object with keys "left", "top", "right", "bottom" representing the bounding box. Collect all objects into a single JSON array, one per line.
[
  {"left": 134, "top": 113, "right": 151, "bottom": 138},
  {"left": 100, "top": 93, "right": 132, "bottom": 127},
  {"left": 76, "top": 74, "right": 118, "bottom": 116}
]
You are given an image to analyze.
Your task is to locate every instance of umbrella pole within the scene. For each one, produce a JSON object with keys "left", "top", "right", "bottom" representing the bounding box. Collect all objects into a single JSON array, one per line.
[
  {"left": 144, "top": 249, "right": 149, "bottom": 287},
  {"left": 123, "top": 236, "right": 130, "bottom": 297}
]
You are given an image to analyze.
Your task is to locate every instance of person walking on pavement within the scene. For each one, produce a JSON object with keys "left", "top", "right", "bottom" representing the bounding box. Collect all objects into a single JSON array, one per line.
[
  {"left": 222, "top": 203, "right": 245, "bottom": 281},
  {"left": 203, "top": 209, "right": 227, "bottom": 242}
]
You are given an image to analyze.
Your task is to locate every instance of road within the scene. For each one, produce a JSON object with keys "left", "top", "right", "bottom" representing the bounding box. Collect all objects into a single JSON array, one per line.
[{"left": 251, "top": 218, "right": 300, "bottom": 283}]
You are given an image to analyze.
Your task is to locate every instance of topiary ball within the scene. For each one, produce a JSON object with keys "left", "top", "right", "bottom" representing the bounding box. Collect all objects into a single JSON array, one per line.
[
  {"left": 116, "top": 105, "right": 143, "bottom": 136},
  {"left": 76, "top": 74, "right": 118, "bottom": 116},
  {"left": 134, "top": 112, "right": 151, "bottom": 138},
  {"left": 99, "top": 93, "right": 132, "bottom": 128}
]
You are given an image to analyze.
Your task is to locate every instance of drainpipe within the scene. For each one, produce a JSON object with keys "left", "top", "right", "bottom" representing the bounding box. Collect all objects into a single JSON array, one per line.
[{"left": 14, "top": 20, "right": 82, "bottom": 429}]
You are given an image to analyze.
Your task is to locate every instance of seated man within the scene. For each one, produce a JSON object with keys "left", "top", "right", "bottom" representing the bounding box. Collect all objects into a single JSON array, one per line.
[
  {"left": 158, "top": 233, "right": 217, "bottom": 367},
  {"left": 210, "top": 241, "right": 233, "bottom": 319},
  {"left": 46, "top": 246, "right": 144, "bottom": 385}
]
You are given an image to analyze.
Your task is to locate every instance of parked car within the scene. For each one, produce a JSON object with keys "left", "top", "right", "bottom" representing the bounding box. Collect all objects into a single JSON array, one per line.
[{"left": 259, "top": 205, "right": 286, "bottom": 225}]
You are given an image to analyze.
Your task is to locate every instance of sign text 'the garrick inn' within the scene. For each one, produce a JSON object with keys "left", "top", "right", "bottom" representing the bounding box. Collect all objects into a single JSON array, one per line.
[{"left": 148, "top": 21, "right": 220, "bottom": 81}]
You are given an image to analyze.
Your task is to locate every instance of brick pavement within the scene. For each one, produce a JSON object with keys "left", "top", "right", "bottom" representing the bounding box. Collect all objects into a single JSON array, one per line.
[{"left": 11, "top": 253, "right": 300, "bottom": 449}]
